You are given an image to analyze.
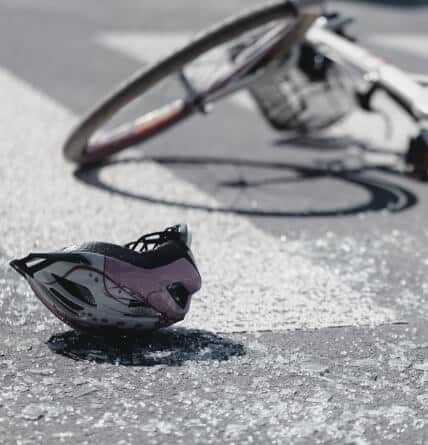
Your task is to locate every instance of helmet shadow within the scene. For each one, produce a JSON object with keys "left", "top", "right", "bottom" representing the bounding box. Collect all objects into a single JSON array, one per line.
[{"left": 47, "top": 328, "right": 245, "bottom": 367}]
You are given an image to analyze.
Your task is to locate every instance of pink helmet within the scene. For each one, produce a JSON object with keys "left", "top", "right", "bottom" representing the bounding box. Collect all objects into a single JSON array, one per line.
[{"left": 10, "top": 224, "right": 201, "bottom": 335}]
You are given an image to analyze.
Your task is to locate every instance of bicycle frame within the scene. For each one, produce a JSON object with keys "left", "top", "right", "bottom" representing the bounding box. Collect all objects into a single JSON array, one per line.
[{"left": 306, "top": 19, "right": 428, "bottom": 126}]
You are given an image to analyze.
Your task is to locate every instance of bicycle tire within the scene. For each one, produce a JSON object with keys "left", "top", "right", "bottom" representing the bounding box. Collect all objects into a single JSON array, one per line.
[{"left": 63, "top": 1, "right": 314, "bottom": 164}]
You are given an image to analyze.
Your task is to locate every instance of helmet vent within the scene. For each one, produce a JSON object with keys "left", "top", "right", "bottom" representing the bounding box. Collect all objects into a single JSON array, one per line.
[
  {"left": 52, "top": 274, "right": 96, "bottom": 307},
  {"left": 128, "top": 299, "right": 150, "bottom": 309},
  {"left": 49, "top": 287, "right": 82, "bottom": 314},
  {"left": 167, "top": 283, "right": 189, "bottom": 309}
]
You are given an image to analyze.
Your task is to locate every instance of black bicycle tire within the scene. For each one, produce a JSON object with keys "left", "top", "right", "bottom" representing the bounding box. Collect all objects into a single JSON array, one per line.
[{"left": 63, "top": 0, "right": 309, "bottom": 164}]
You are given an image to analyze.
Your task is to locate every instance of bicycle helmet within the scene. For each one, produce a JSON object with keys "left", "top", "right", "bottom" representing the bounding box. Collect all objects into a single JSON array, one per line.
[{"left": 10, "top": 224, "right": 201, "bottom": 335}]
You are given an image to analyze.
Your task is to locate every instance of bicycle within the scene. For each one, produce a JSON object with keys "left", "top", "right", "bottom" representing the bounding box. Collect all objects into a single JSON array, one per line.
[{"left": 63, "top": 0, "right": 428, "bottom": 178}]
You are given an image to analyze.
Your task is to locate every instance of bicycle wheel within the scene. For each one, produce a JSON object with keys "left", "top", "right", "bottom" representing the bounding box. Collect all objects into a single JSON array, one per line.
[{"left": 63, "top": 1, "right": 311, "bottom": 164}]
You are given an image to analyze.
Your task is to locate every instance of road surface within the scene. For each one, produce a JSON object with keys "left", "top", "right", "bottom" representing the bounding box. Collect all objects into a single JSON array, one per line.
[{"left": 0, "top": 1, "right": 428, "bottom": 444}]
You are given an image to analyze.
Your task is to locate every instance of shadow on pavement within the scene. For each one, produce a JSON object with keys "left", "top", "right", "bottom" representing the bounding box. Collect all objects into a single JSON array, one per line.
[
  {"left": 47, "top": 328, "right": 245, "bottom": 366},
  {"left": 74, "top": 151, "right": 418, "bottom": 218},
  {"left": 275, "top": 135, "right": 384, "bottom": 151}
]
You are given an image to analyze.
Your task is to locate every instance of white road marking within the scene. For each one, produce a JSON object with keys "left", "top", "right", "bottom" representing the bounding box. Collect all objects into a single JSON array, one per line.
[
  {"left": 369, "top": 33, "right": 428, "bottom": 59},
  {"left": 97, "top": 31, "right": 257, "bottom": 112},
  {"left": 98, "top": 31, "right": 191, "bottom": 62},
  {"left": 0, "top": 66, "right": 397, "bottom": 332}
]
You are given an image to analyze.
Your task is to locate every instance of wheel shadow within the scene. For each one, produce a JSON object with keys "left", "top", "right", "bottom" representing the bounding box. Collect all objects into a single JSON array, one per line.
[
  {"left": 47, "top": 328, "right": 245, "bottom": 367},
  {"left": 74, "top": 148, "right": 418, "bottom": 218}
]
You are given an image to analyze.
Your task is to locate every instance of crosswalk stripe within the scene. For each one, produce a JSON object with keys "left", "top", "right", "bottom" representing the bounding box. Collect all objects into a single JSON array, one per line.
[
  {"left": 99, "top": 31, "right": 428, "bottom": 64},
  {"left": 0, "top": 66, "right": 397, "bottom": 332},
  {"left": 97, "top": 32, "right": 191, "bottom": 62}
]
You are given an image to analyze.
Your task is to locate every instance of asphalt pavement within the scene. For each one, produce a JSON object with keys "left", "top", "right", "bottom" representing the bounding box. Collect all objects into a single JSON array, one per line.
[{"left": 0, "top": 1, "right": 428, "bottom": 444}]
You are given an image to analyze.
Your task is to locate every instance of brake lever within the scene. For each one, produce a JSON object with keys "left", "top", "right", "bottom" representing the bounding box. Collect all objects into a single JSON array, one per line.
[
  {"left": 324, "top": 14, "right": 355, "bottom": 33},
  {"left": 406, "top": 128, "right": 428, "bottom": 180}
]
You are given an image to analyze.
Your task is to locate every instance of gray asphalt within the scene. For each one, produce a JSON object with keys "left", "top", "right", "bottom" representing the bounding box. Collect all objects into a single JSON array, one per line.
[{"left": 1, "top": 1, "right": 428, "bottom": 444}]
